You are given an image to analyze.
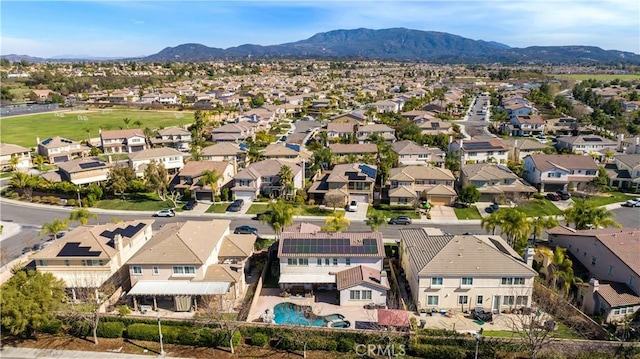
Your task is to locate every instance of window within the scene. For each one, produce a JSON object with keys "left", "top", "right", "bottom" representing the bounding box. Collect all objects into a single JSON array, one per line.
[
  {"left": 350, "top": 290, "right": 361, "bottom": 300},
  {"left": 132, "top": 266, "right": 142, "bottom": 275},
  {"left": 608, "top": 266, "right": 614, "bottom": 276},
  {"left": 345, "top": 258, "right": 351, "bottom": 266},
  {"left": 427, "top": 296, "right": 439, "bottom": 306},
  {"left": 38, "top": 260, "right": 48, "bottom": 266},
  {"left": 65, "top": 260, "right": 70, "bottom": 266},
  {"left": 516, "top": 296, "right": 528, "bottom": 306},
  {"left": 152, "top": 266, "right": 159, "bottom": 275},
  {"left": 501, "top": 277, "right": 513, "bottom": 285},
  {"left": 299, "top": 258, "right": 309, "bottom": 266},
  {"left": 325, "top": 258, "right": 330, "bottom": 266},
  {"left": 458, "top": 295, "right": 469, "bottom": 305},
  {"left": 362, "top": 290, "right": 372, "bottom": 300},
  {"left": 591, "top": 257, "right": 597, "bottom": 266},
  {"left": 287, "top": 258, "right": 298, "bottom": 266},
  {"left": 614, "top": 308, "right": 621, "bottom": 315},
  {"left": 172, "top": 266, "right": 195, "bottom": 275},
  {"left": 317, "top": 258, "right": 322, "bottom": 266},
  {"left": 476, "top": 295, "right": 484, "bottom": 305},
  {"left": 82, "top": 260, "right": 103, "bottom": 266},
  {"left": 461, "top": 277, "right": 474, "bottom": 286},
  {"left": 503, "top": 296, "right": 515, "bottom": 306},
  {"left": 431, "top": 277, "right": 443, "bottom": 286},
  {"left": 514, "top": 277, "right": 525, "bottom": 285},
  {"left": 333, "top": 258, "right": 338, "bottom": 266}
]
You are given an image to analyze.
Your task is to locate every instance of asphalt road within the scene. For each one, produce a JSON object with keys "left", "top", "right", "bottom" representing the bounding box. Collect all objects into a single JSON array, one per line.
[{"left": 464, "top": 94, "right": 495, "bottom": 139}]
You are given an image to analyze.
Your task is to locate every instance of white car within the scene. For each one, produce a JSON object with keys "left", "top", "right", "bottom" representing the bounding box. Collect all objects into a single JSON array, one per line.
[
  {"left": 346, "top": 200, "right": 358, "bottom": 212},
  {"left": 153, "top": 209, "right": 176, "bottom": 217},
  {"left": 623, "top": 198, "right": 640, "bottom": 207}
]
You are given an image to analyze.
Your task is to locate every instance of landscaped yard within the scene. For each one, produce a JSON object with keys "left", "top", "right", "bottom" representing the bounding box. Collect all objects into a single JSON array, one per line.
[
  {"left": 1, "top": 109, "right": 194, "bottom": 147},
  {"left": 206, "top": 203, "right": 230, "bottom": 213},
  {"left": 95, "top": 192, "right": 175, "bottom": 211},
  {"left": 454, "top": 206, "right": 482, "bottom": 220},
  {"left": 245, "top": 203, "right": 270, "bottom": 214},
  {"left": 514, "top": 199, "right": 563, "bottom": 217},
  {"left": 367, "top": 205, "right": 420, "bottom": 219},
  {"left": 245, "top": 203, "right": 334, "bottom": 216},
  {"left": 482, "top": 321, "right": 583, "bottom": 340},
  {"left": 582, "top": 192, "right": 636, "bottom": 207}
]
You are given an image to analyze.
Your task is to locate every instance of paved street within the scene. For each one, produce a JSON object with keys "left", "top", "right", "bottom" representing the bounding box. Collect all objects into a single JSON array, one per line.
[{"left": 462, "top": 94, "right": 496, "bottom": 139}]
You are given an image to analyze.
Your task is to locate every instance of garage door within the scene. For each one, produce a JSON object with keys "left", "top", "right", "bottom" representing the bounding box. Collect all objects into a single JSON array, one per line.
[
  {"left": 234, "top": 191, "right": 255, "bottom": 201},
  {"left": 349, "top": 194, "right": 369, "bottom": 203},
  {"left": 429, "top": 196, "right": 452, "bottom": 206}
]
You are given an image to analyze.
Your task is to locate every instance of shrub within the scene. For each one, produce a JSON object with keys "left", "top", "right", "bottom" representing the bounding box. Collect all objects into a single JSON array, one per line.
[
  {"left": 338, "top": 338, "right": 355, "bottom": 352},
  {"left": 38, "top": 318, "right": 62, "bottom": 334},
  {"left": 324, "top": 340, "right": 338, "bottom": 351},
  {"left": 66, "top": 198, "right": 77, "bottom": 207},
  {"left": 97, "top": 321, "right": 125, "bottom": 338},
  {"left": 118, "top": 305, "right": 131, "bottom": 316},
  {"left": 32, "top": 195, "right": 41, "bottom": 203},
  {"left": 68, "top": 320, "right": 91, "bottom": 338},
  {"left": 231, "top": 330, "right": 242, "bottom": 347},
  {"left": 533, "top": 192, "right": 544, "bottom": 200},
  {"left": 251, "top": 332, "right": 269, "bottom": 347},
  {"left": 127, "top": 323, "right": 159, "bottom": 341},
  {"left": 411, "top": 343, "right": 467, "bottom": 358}
]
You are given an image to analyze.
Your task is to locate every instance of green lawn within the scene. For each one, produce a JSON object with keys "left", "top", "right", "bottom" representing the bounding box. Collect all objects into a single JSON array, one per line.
[
  {"left": 583, "top": 192, "right": 635, "bottom": 207},
  {"left": 454, "top": 206, "right": 482, "bottom": 220},
  {"left": 206, "top": 203, "right": 230, "bottom": 213},
  {"left": 245, "top": 203, "right": 270, "bottom": 214},
  {"left": 95, "top": 192, "right": 174, "bottom": 211},
  {"left": 514, "top": 199, "right": 563, "bottom": 217},
  {"left": 482, "top": 322, "right": 582, "bottom": 340},
  {"left": 367, "top": 205, "right": 420, "bottom": 219},
  {"left": 552, "top": 74, "right": 640, "bottom": 81},
  {"left": 1, "top": 109, "right": 195, "bottom": 147}
]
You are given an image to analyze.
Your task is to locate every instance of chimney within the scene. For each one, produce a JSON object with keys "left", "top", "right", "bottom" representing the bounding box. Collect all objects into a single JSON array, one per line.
[
  {"left": 36, "top": 137, "right": 40, "bottom": 145},
  {"left": 524, "top": 247, "right": 535, "bottom": 267},
  {"left": 380, "top": 270, "right": 388, "bottom": 287},
  {"left": 114, "top": 234, "right": 123, "bottom": 251},
  {"left": 617, "top": 133, "right": 624, "bottom": 148},
  {"left": 589, "top": 278, "right": 600, "bottom": 294}
]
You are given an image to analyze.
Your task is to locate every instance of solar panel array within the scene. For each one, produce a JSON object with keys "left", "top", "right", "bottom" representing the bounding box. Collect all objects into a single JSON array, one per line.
[
  {"left": 285, "top": 143, "right": 300, "bottom": 152},
  {"left": 57, "top": 242, "right": 102, "bottom": 257},
  {"left": 42, "top": 138, "right": 53, "bottom": 145},
  {"left": 358, "top": 164, "right": 377, "bottom": 180},
  {"left": 282, "top": 237, "right": 379, "bottom": 255},
  {"left": 464, "top": 141, "right": 503, "bottom": 151},
  {"left": 489, "top": 238, "right": 511, "bottom": 256},
  {"left": 100, "top": 223, "right": 146, "bottom": 242},
  {"left": 583, "top": 137, "right": 603, "bottom": 142},
  {"left": 78, "top": 161, "right": 104, "bottom": 170}
]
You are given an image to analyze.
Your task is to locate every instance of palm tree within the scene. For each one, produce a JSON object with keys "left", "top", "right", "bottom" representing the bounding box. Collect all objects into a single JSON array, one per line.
[
  {"left": 365, "top": 210, "right": 387, "bottom": 232},
  {"left": 563, "top": 198, "right": 621, "bottom": 230},
  {"left": 498, "top": 208, "right": 531, "bottom": 251},
  {"left": 39, "top": 218, "right": 69, "bottom": 240},
  {"left": 200, "top": 170, "right": 222, "bottom": 202},
  {"left": 247, "top": 145, "right": 263, "bottom": 164},
  {"left": 260, "top": 200, "right": 294, "bottom": 239},
  {"left": 322, "top": 211, "right": 350, "bottom": 232},
  {"left": 548, "top": 246, "right": 574, "bottom": 291},
  {"left": 33, "top": 155, "right": 46, "bottom": 172},
  {"left": 69, "top": 208, "right": 98, "bottom": 225},
  {"left": 9, "top": 172, "right": 35, "bottom": 200},
  {"left": 8, "top": 155, "right": 19, "bottom": 172},
  {"left": 133, "top": 120, "right": 143, "bottom": 128},
  {"left": 529, "top": 216, "right": 559, "bottom": 244},
  {"left": 123, "top": 117, "right": 131, "bottom": 128},
  {"left": 277, "top": 165, "right": 294, "bottom": 200},
  {"left": 481, "top": 211, "right": 503, "bottom": 235}
]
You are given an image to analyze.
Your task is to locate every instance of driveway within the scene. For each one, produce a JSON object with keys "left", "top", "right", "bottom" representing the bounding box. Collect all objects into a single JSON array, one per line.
[
  {"left": 428, "top": 206, "right": 457, "bottom": 221},
  {"left": 345, "top": 202, "right": 368, "bottom": 222}
]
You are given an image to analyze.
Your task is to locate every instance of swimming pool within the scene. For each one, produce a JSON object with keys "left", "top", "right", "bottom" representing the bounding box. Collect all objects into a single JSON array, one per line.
[{"left": 273, "top": 302, "right": 350, "bottom": 328}]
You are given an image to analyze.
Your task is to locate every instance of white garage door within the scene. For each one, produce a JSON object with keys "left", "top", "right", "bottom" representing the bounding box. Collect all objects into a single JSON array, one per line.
[
  {"left": 349, "top": 194, "right": 369, "bottom": 203},
  {"left": 234, "top": 191, "right": 255, "bottom": 201}
]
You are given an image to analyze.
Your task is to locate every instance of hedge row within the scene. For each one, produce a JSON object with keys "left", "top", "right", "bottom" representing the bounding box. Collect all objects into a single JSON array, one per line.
[
  {"left": 411, "top": 343, "right": 467, "bottom": 359},
  {"left": 96, "top": 322, "right": 125, "bottom": 338},
  {"left": 126, "top": 324, "right": 241, "bottom": 348}
]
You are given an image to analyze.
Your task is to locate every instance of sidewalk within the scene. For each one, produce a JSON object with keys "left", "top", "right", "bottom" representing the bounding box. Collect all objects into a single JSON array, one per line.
[{"left": 0, "top": 347, "right": 191, "bottom": 359}]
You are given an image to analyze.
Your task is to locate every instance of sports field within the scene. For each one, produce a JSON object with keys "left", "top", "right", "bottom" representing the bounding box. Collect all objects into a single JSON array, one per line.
[
  {"left": 552, "top": 73, "right": 640, "bottom": 81},
  {"left": 0, "top": 109, "right": 194, "bottom": 147}
]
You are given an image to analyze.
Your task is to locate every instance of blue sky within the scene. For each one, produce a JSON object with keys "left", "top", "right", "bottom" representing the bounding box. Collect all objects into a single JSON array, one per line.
[{"left": 1, "top": 1, "right": 638, "bottom": 58}]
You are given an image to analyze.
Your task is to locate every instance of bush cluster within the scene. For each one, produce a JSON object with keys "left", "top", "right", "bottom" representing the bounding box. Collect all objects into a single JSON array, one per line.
[
  {"left": 126, "top": 323, "right": 240, "bottom": 348},
  {"left": 411, "top": 343, "right": 467, "bottom": 358},
  {"left": 96, "top": 322, "right": 125, "bottom": 338}
]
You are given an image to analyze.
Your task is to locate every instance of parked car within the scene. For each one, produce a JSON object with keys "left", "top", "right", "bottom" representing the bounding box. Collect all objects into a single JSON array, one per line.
[
  {"left": 346, "top": 200, "right": 358, "bottom": 212},
  {"left": 227, "top": 199, "right": 245, "bottom": 212},
  {"left": 622, "top": 198, "right": 640, "bottom": 207},
  {"left": 388, "top": 216, "right": 412, "bottom": 225},
  {"left": 153, "top": 208, "right": 175, "bottom": 217},
  {"left": 234, "top": 225, "right": 258, "bottom": 235},
  {"left": 546, "top": 193, "right": 561, "bottom": 201},
  {"left": 485, "top": 203, "right": 500, "bottom": 213},
  {"left": 555, "top": 190, "right": 571, "bottom": 200},
  {"left": 183, "top": 199, "right": 198, "bottom": 210}
]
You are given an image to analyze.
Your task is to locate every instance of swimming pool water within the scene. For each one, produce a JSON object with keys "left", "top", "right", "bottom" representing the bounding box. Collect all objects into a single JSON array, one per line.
[{"left": 273, "top": 302, "right": 347, "bottom": 327}]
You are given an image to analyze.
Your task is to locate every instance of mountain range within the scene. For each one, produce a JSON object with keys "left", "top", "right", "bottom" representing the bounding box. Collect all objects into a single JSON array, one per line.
[{"left": 4, "top": 28, "right": 639, "bottom": 64}]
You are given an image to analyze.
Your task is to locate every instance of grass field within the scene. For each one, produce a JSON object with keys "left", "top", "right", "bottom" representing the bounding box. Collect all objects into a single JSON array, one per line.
[
  {"left": 454, "top": 206, "right": 482, "bottom": 220},
  {"left": 582, "top": 192, "right": 635, "bottom": 207},
  {"left": 206, "top": 203, "right": 230, "bottom": 213},
  {"left": 1, "top": 109, "right": 194, "bottom": 147},
  {"left": 514, "top": 199, "right": 563, "bottom": 217},
  {"left": 552, "top": 74, "right": 640, "bottom": 81},
  {"left": 94, "top": 192, "right": 175, "bottom": 212}
]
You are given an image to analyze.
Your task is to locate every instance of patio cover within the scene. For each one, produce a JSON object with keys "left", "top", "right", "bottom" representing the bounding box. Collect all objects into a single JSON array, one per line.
[
  {"left": 128, "top": 280, "right": 230, "bottom": 296},
  {"left": 278, "top": 273, "right": 336, "bottom": 284}
]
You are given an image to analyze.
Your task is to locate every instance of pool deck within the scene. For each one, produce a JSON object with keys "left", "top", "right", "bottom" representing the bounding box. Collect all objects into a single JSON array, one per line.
[{"left": 248, "top": 288, "right": 379, "bottom": 327}]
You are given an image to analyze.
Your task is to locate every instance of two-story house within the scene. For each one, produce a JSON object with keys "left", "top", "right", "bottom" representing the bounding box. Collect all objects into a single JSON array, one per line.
[
  {"left": 37, "top": 136, "right": 90, "bottom": 164},
  {"left": 392, "top": 140, "right": 446, "bottom": 166},
  {"left": 556, "top": 135, "right": 617, "bottom": 156},
  {"left": 448, "top": 139, "right": 509, "bottom": 164},
  {"left": 329, "top": 144, "right": 378, "bottom": 163},
  {"left": 127, "top": 220, "right": 256, "bottom": 312},
  {"left": 502, "top": 139, "right": 548, "bottom": 162},
  {"left": 503, "top": 101, "right": 538, "bottom": 118},
  {"left": 278, "top": 231, "right": 388, "bottom": 307},
  {"left": 400, "top": 229, "right": 537, "bottom": 312},
  {"left": 547, "top": 226, "right": 640, "bottom": 323},
  {"left": 327, "top": 121, "right": 357, "bottom": 141},
  {"left": 210, "top": 123, "right": 257, "bottom": 143},
  {"left": 261, "top": 143, "right": 312, "bottom": 163},
  {"left": 171, "top": 161, "right": 235, "bottom": 201},
  {"left": 504, "top": 115, "right": 545, "bottom": 137},
  {"left": 56, "top": 157, "right": 111, "bottom": 185},
  {"left": 356, "top": 124, "right": 396, "bottom": 144},
  {"left": 0, "top": 143, "right": 32, "bottom": 171},
  {"left": 231, "top": 159, "right": 303, "bottom": 201},
  {"left": 388, "top": 166, "right": 456, "bottom": 206},
  {"left": 606, "top": 154, "right": 640, "bottom": 191},
  {"left": 201, "top": 142, "right": 246, "bottom": 165},
  {"left": 461, "top": 163, "right": 536, "bottom": 203},
  {"left": 128, "top": 148, "right": 184, "bottom": 176},
  {"left": 32, "top": 220, "right": 154, "bottom": 299},
  {"left": 308, "top": 163, "right": 377, "bottom": 205},
  {"left": 100, "top": 129, "right": 148, "bottom": 154},
  {"left": 523, "top": 154, "right": 599, "bottom": 192},
  {"left": 369, "top": 99, "right": 401, "bottom": 113},
  {"left": 150, "top": 127, "right": 192, "bottom": 152}
]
